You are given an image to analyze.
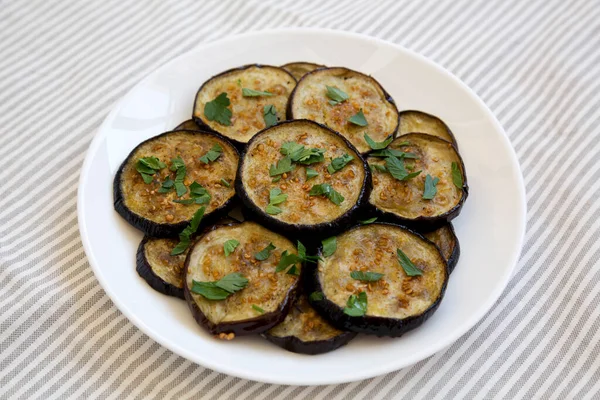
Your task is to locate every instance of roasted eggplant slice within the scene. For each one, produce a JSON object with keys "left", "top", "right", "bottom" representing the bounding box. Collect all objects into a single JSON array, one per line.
[
  {"left": 367, "top": 133, "right": 468, "bottom": 231},
  {"left": 398, "top": 110, "right": 457, "bottom": 147},
  {"left": 113, "top": 130, "right": 239, "bottom": 237},
  {"left": 281, "top": 62, "right": 325, "bottom": 80},
  {"left": 136, "top": 237, "right": 186, "bottom": 299},
  {"left": 263, "top": 294, "right": 356, "bottom": 355},
  {"left": 288, "top": 67, "right": 399, "bottom": 154},
  {"left": 174, "top": 119, "right": 201, "bottom": 131},
  {"left": 192, "top": 64, "right": 296, "bottom": 146},
  {"left": 236, "top": 119, "right": 371, "bottom": 237},
  {"left": 307, "top": 223, "right": 448, "bottom": 337},
  {"left": 184, "top": 221, "right": 301, "bottom": 336},
  {"left": 423, "top": 223, "right": 460, "bottom": 274}
]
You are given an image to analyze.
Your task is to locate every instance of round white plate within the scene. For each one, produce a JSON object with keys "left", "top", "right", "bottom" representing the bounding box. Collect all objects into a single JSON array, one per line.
[{"left": 78, "top": 28, "right": 526, "bottom": 385}]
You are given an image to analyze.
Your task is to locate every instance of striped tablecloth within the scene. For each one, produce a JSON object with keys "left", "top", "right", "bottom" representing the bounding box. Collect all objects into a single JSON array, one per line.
[{"left": 2, "top": 0, "right": 600, "bottom": 398}]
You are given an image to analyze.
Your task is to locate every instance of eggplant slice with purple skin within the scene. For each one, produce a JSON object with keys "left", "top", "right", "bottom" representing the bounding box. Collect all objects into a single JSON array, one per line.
[
  {"left": 136, "top": 236, "right": 187, "bottom": 299},
  {"left": 236, "top": 119, "right": 371, "bottom": 238},
  {"left": 113, "top": 129, "right": 239, "bottom": 237},
  {"left": 281, "top": 62, "right": 325, "bottom": 80},
  {"left": 423, "top": 223, "right": 460, "bottom": 274},
  {"left": 307, "top": 223, "right": 448, "bottom": 337},
  {"left": 192, "top": 64, "right": 296, "bottom": 147},
  {"left": 263, "top": 294, "right": 357, "bottom": 355},
  {"left": 288, "top": 67, "right": 399, "bottom": 154},
  {"left": 174, "top": 119, "right": 202, "bottom": 131},
  {"left": 398, "top": 110, "right": 458, "bottom": 148},
  {"left": 184, "top": 220, "right": 301, "bottom": 337},
  {"left": 367, "top": 133, "right": 468, "bottom": 231}
]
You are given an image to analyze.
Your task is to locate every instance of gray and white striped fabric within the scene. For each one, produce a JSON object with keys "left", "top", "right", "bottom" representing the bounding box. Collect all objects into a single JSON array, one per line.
[{"left": 1, "top": 0, "right": 599, "bottom": 398}]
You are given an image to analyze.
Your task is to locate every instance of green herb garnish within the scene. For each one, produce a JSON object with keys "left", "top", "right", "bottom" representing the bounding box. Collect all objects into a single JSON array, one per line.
[
  {"left": 265, "top": 188, "right": 288, "bottom": 215},
  {"left": 170, "top": 206, "right": 206, "bottom": 255},
  {"left": 348, "top": 108, "right": 367, "bottom": 126},
  {"left": 350, "top": 271, "right": 384, "bottom": 282},
  {"left": 326, "top": 85, "right": 349, "bottom": 105},
  {"left": 309, "top": 291, "right": 324, "bottom": 301},
  {"left": 306, "top": 167, "right": 318, "bottom": 179},
  {"left": 136, "top": 157, "right": 166, "bottom": 183},
  {"left": 309, "top": 183, "right": 344, "bottom": 205},
  {"left": 199, "top": 144, "right": 223, "bottom": 164},
  {"left": 286, "top": 265, "right": 300, "bottom": 275},
  {"left": 263, "top": 104, "right": 278, "bottom": 128},
  {"left": 220, "top": 178, "right": 230, "bottom": 187},
  {"left": 321, "top": 236, "right": 337, "bottom": 257},
  {"left": 269, "top": 156, "right": 294, "bottom": 177},
  {"left": 223, "top": 239, "right": 240, "bottom": 257},
  {"left": 344, "top": 292, "right": 367, "bottom": 316},
  {"left": 297, "top": 241, "right": 321, "bottom": 263},
  {"left": 157, "top": 177, "right": 174, "bottom": 193},
  {"left": 364, "top": 133, "right": 393, "bottom": 150},
  {"left": 242, "top": 88, "right": 273, "bottom": 97},
  {"left": 169, "top": 156, "right": 187, "bottom": 197},
  {"left": 369, "top": 164, "right": 387, "bottom": 173},
  {"left": 191, "top": 272, "right": 248, "bottom": 300},
  {"left": 252, "top": 304, "right": 265, "bottom": 313},
  {"left": 254, "top": 243, "right": 276, "bottom": 261},
  {"left": 204, "top": 92, "right": 232, "bottom": 126},
  {"left": 327, "top": 153, "right": 354, "bottom": 174},
  {"left": 422, "top": 174, "right": 439, "bottom": 200},
  {"left": 275, "top": 250, "right": 300, "bottom": 273},
  {"left": 173, "top": 181, "right": 210, "bottom": 204},
  {"left": 281, "top": 142, "right": 325, "bottom": 165},
  {"left": 396, "top": 248, "right": 423, "bottom": 276},
  {"left": 369, "top": 148, "right": 418, "bottom": 158},
  {"left": 385, "top": 156, "right": 422, "bottom": 181},
  {"left": 359, "top": 217, "right": 377, "bottom": 225},
  {"left": 452, "top": 162, "right": 463, "bottom": 188}
]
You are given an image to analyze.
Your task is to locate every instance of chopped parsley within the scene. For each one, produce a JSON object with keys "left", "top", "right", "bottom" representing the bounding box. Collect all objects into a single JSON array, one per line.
[
  {"left": 359, "top": 217, "right": 377, "bottom": 225},
  {"left": 263, "top": 104, "right": 278, "bottom": 128},
  {"left": 204, "top": 92, "right": 232, "bottom": 126},
  {"left": 220, "top": 178, "right": 230, "bottom": 187},
  {"left": 350, "top": 271, "right": 384, "bottom": 282},
  {"left": 199, "top": 144, "right": 223, "bottom": 164},
  {"left": 170, "top": 156, "right": 187, "bottom": 197},
  {"left": 170, "top": 206, "right": 205, "bottom": 255},
  {"left": 321, "top": 236, "right": 337, "bottom": 257},
  {"left": 396, "top": 248, "right": 423, "bottom": 276},
  {"left": 385, "top": 156, "right": 421, "bottom": 181},
  {"left": 242, "top": 88, "right": 273, "bottom": 97},
  {"left": 452, "top": 162, "right": 463, "bottom": 188},
  {"left": 269, "top": 156, "right": 294, "bottom": 177},
  {"left": 327, "top": 153, "right": 354, "bottom": 174},
  {"left": 265, "top": 188, "right": 288, "bottom": 215},
  {"left": 280, "top": 142, "right": 325, "bottom": 165},
  {"left": 422, "top": 174, "right": 440, "bottom": 200},
  {"left": 326, "top": 85, "right": 349, "bottom": 105},
  {"left": 223, "top": 239, "right": 240, "bottom": 257},
  {"left": 252, "top": 304, "right": 265, "bottom": 313},
  {"left": 348, "top": 108, "right": 367, "bottom": 126},
  {"left": 309, "top": 183, "right": 344, "bottom": 205},
  {"left": 343, "top": 292, "right": 367, "bottom": 317},
  {"left": 254, "top": 243, "right": 276, "bottom": 261},
  {"left": 191, "top": 272, "right": 248, "bottom": 300},
  {"left": 306, "top": 167, "right": 318, "bottom": 179},
  {"left": 136, "top": 156, "right": 166, "bottom": 184},
  {"left": 364, "top": 133, "right": 393, "bottom": 150}
]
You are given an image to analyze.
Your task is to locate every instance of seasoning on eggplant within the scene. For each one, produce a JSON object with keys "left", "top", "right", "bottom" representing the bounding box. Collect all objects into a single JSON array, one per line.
[
  {"left": 367, "top": 133, "right": 468, "bottom": 231},
  {"left": 263, "top": 294, "right": 356, "bottom": 355},
  {"left": 113, "top": 130, "right": 239, "bottom": 237},
  {"left": 424, "top": 223, "right": 460, "bottom": 273},
  {"left": 236, "top": 119, "right": 371, "bottom": 237},
  {"left": 288, "top": 67, "right": 399, "bottom": 154},
  {"left": 398, "top": 110, "right": 457, "bottom": 147},
  {"left": 136, "top": 236, "right": 187, "bottom": 299},
  {"left": 306, "top": 223, "right": 448, "bottom": 337},
  {"left": 174, "top": 119, "right": 201, "bottom": 131},
  {"left": 184, "top": 221, "right": 301, "bottom": 337},
  {"left": 192, "top": 64, "right": 296, "bottom": 146},
  {"left": 281, "top": 62, "right": 325, "bottom": 80}
]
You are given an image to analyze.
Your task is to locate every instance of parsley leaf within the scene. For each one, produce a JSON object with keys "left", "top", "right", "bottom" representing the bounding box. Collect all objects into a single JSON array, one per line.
[
  {"left": 173, "top": 181, "right": 211, "bottom": 205},
  {"left": 223, "top": 239, "right": 240, "bottom": 257},
  {"left": 169, "top": 156, "right": 187, "bottom": 197},
  {"left": 136, "top": 157, "right": 166, "bottom": 183},
  {"left": 252, "top": 304, "right": 265, "bottom": 313},
  {"left": 369, "top": 148, "right": 418, "bottom": 158},
  {"left": 264, "top": 104, "right": 278, "bottom": 128},
  {"left": 396, "top": 248, "right": 423, "bottom": 276},
  {"left": 327, "top": 153, "right": 354, "bottom": 174},
  {"left": 359, "top": 217, "right": 377, "bottom": 225},
  {"left": 215, "top": 272, "right": 249, "bottom": 293},
  {"left": 309, "top": 183, "right": 344, "bottom": 205},
  {"left": 158, "top": 177, "right": 174, "bottom": 193},
  {"left": 171, "top": 206, "right": 206, "bottom": 255},
  {"left": 321, "top": 236, "right": 337, "bottom": 257},
  {"left": 369, "top": 163, "right": 387, "bottom": 173},
  {"left": 297, "top": 241, "right": 321, "bottom": 263},
  {"left": 280, "top": 142, "right": 325, "bottom": 165},
  {"left": 199, "top": 144, "right": 223, "bottom": 164},
  {"left": 191, "top": 272, "right": 248, "bottom": 300},
  {"left": 423, "top": 174, "right": 440, "bottom": 200},
  {"left": 452, "top": 162, "right": 463, "bottom": 188},
  {"left": 265, "top": 188, "right": 288, "bottom": 215},
  {"left": 385, "top": 156, "right": 422, "bottom": 181},
  {"left": 204, "top": 92, "right": 232, "bottom": 126},
  {"left": 269, "top": 156, "right": 294, "bottom": 176},
  {"left": 242, "top": 88, "right": 273, "bottom": 97},
  {"left": 266, "top": 204, "right": 282, "bottom": 215},
  {"left": 275, "top": 250, "right": 301, "bottom": 273},
  {"left": 364, "top": 133, "right": 393, "bottom": 150},
  {"left": 306, "top": 167, "right": 318, "bottom": 179},
  {"left": 220, "top": 178, "right": 230, "bottom": 187},
  {"left": 350, "top": 271, "right": 384, "bottom": 282},
  {"left": 309, "top": 291, "right": 324, "bottom": 301},
  {"left": 348, "top": 108, "right": 367, "bottom": 126},
  {"left": 326, "top": 85, "right": 349, "bottom": 105},
  {"left": 254, "top": 243, "right": 276, "bottom": 261},
  {"left": 344, "top": 292, "right": 367, "bottom": 317},
  {"left": 287, "top": 265, "right": 300, "bottom": 275}
]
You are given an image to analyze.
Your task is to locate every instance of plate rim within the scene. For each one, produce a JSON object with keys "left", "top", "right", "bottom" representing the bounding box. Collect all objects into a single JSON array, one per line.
[{"left": 77, "top": 27, "right": 527, "bottom": 385}]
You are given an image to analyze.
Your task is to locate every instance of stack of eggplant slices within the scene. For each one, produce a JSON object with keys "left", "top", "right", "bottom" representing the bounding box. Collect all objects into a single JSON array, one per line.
[{"left": 114, "top": 63, "right": 468, "bottom": 355}]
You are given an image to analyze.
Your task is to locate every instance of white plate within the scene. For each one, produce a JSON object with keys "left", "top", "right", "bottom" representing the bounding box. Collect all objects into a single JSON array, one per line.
[{"left": 77, "top": 28, "right": 526, "bottom": 385}]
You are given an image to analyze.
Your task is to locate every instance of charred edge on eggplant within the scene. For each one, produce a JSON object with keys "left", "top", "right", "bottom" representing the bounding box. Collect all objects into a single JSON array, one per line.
[
  {"left": 263, "top": 294, "right": 357, "bottom": 355},
  {"left": 183, "top": 220, "right": 301, "bottom": 336},
  {"left": 307, "top": 222, "right": 448, "bottom": 337},
  {"left": 423, "top": 223, "right": 460, "bottom": 274},
  {"left": 367, "top": 133, "right": 468, "bottom": 232},
  {"left": 397, "top": 110, "right": 458, "bottom": 148},
  {"left": 136, "top": 236, "right": 186, "bottom": 299},
  {"left": 113, "top": 129, "right": 239, "bottom": 238},
  {"left": 281, "top": 61, "right": 326, "bottom": 80},
  {"left": 192, "top": 64, "right": 297, "bottom": 148},
  {"left": 235, "top": 119, "right": 372, "bottom": 238},
  {"left": 287, "top": 66, "right": 399, "bottom": 154},
  {"left": 174, "top": 119, "right": 202, "bottom": 131}
]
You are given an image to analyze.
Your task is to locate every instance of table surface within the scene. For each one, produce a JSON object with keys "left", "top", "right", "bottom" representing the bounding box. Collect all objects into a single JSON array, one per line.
[{"left": 1, "top": 0, "right": 599, "bottom": 399}]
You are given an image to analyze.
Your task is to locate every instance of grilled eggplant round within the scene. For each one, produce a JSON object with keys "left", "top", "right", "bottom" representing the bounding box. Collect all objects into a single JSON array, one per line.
[
  {"left": 288, "top": 67, "right": 399, "bottom": 154},
  {"left": 281, "top": 62, "right": 325, "bottom": 80},
  {"left": 398, "top": 110, "right": 457, "bottom": 147},
  {"left": 184, "top": 221, "right": 301, "bottom": 336},
  {"left": 263, "top": 294, "right": 356, "bottom": 355},
  {"left": 307, "top": 223, "right": 448, "bottom": 337},
  {"left": 113, "top": 130, "right": 239, "bottom": 237},
  {"left": 174, "top": 119, "right": 201, "bottom": 131},
  {"left": 236, "top": 119, "right": 371, "bottom": 237},
  {"left": 192, "top": 64, "right": 296, "bottom": 146},
  {"left": 136, "top": 236, "right": 187, "bottom": 299},
  {"left": 424, "top": 223, "right": 460, "bottom": 274},
  {"left": 367, "top": 133, "right": 468, "bottom": 231}
]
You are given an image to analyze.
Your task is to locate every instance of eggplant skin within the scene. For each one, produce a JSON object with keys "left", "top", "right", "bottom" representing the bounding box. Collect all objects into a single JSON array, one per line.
[
  {"left": 306, "top": 223, "right": 448, "bottom": 337},
  {"left": 263, "top": 330, "right": 356, "bottom": 355},
  {"left": 235, "top": 119, "right": 372, "bottom": 238},
  {"left": 281, "top": 62, "right": 325, "bottom": 80},
  {"left": 136, "top": 236, "right": 184, "bottom": 299},
  {"left": 174, "top": 119, "right": 202, "bottom": 131},
  {"left": 368, "top": 133, "right": 469, "bottom": 232},
  {"left": 423, "top": 223, "right": 460, "bottom": 274},
  {"left": 183, "top": 220, "right": 301, "bottom": 336},
  {"left": 397, "top": 110, "right": 458, "bottom": 148},
  {"left": 113, "top": 129, "right": 239, "bottom": 238}
]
